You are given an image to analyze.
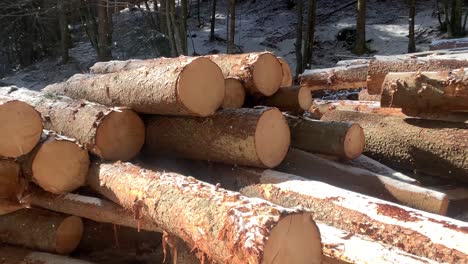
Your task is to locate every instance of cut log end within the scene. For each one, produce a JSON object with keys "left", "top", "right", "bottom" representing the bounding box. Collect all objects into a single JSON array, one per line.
[
  {"left": 32, "top": 139, "right": 89, "bottom": 194},
  {"left": 263, "top": 214, "right": 322, "bottom": 264},
  {"left": 222, "top": 78, "right": 246, "bottom": 108},
  {"left": 0, "top": 100, "right": 43, "bottom": 157},
  {"left": 278, "top": 57, "right": 293, "bottom": 87},
  {"left": 255, "top": 108, "right": 291, "bottom": 168},
  {"left": 95, "top": 109, "right": 145, "bottom": 161},
  {"left": 343, "top": 123, "right": 366, "bottom": 160},
  {"left": 178, "top": 57, "right": 225, "bottom": 116},
  {"left": 252, "top": 54, "right": 283, "bottom": 96},
  {"left": 298, "top": 86, "right": 313, "bottom": 111},
  {"left": 55, "top": 216, "right": 84, "bottom": 254}
]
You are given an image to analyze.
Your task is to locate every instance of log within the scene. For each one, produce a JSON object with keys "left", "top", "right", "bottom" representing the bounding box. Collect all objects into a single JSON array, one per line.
[
  {"left": 253, "top": 86, "right": 312, "bottom": 112},
  {"left": 358, "top": 88, "right": 380, "bottom": 101},
  {"left": 285, "top": 115, "right": 365, "bottom": 160},
  {"left": 335, "top": 59, "right": 370, "bottom": 67},
  {"left": 87, "top": 162, "right": 323, "bottom": 264},
  {"left": 144, "top": 107, "right": 291, "bottom": 168},
  {"left": 321, "top": 110, "right": 468, "bottom": 182},
  {"left": 430, "top": 38, "right": 468, "bottom": 50},
  {"left": 0, "top": 159, "right": 23, "bottom": 215},
  {"left": 381, "top": 70, "right": 468, "bottom": 115},
  {"left": 0, "top": 96, "right": 43, "bottom": 158},
  {"left": 299, "top": 64, "right": 368, "bottom": 91},
  {"left": 0, "top": 209, "right": 83, "bottom": 254},
  {"left": 22, "top": 132, "right": 90, "bottom": 194},
  {"left": 44, "top": 57, "right": 225, "bottom": 116},
  {"left": 367, "top": 53, "right": 468, "bottom": 94},
  {"left": 222, "top": 78, "right": 245, "bottom": 108},
  {"left": 0, "top": 87, "right": 144, "bottom": 161},
  {"left": 89, "top": 58, "right": 152, "bottom": 74},
  {"left": 277, "top": 57, "right": 293, "bottom": 87},
  {"left": 208, "top": 52, "right": 283, "bottom": 96},
  {"left": 0, "top": 246, "right": 93, "bottom": 264}
]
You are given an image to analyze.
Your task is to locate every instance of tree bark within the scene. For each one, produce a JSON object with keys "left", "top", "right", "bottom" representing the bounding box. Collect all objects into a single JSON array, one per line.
[
  {"left": 222, "top": 78, "right": 245, "bottom": 108},
  {"left": 0, "top": 87, "right": 144, "bottom": 161},
  {"left": 209, "top": 0, "right": 217, "bottom": 41},
  {"left": 302, "top": 0, "right": 316, "bottom": 70},
  {"left": 358, "top": 88, "right": 381, "bottom": 101},
  {"left": 0, "top": 159, "right": 23, "bottom": 215},
  {"left": 353, "top": 0, "right": 367, "bottom": 55},
  {"left": 300, "top": 64, "right": 368, "bottom": 91},
  {"left": 58, "top": 0, "right": 71, "bottom": 63},
  {"left": 0, "top": 96, "right": 43, "bottom": 158},
  {"left": 87, "top": 162, "right": 323, "bottom": 264},
  {"left": 181, "top": 0, "right": 188, "bottom": 54},
  {"left": 97, "top": 0, "right": 112, "bottom": 61},
  {"left": 0, "top": 209, "right": 83, "bottom": 254},
  {"left": 286, "top": 115, "right": 365, "bottom": 160},
  {"left": 408, "top": 0, "right": 416, "bottom": 53},
  {"left": 449, "top": 0, "right": 464, "bottom": 37},
  {"left": 227, "top": 0, "right": 237, "bottom": 53},
  {"left": 295, "top": 0, "right": 303, "bottom": 76},
  {"left": 44, "top": 57, "right": 225, "bottom": 116},
  {"left": 0, "top": 246, "right": 93, "bottom": 264},
  {"left": 320, "top": 110, "right": 468, "bottom": 182},
  {"left": 208, "top": 52, "right": 283, "bottom": 96},
  {"left": 381, "top": 70, "right": 468, "bottom": 115},
  {"left": 277, "top": 57, "right": 293, "bottom": 87},
  {"left": 252, "top": 86, "right": 312, "bottom": 112},
  {"left": 144, "top": 107, "right": 291, "bottom": 168}
]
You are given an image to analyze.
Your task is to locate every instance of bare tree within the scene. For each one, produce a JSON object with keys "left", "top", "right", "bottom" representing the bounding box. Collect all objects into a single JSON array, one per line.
[
  {"left": 210, "top": 0, "right": 217, "bottom": 41},
  {"left": 353, "top": 0, "right": 367, "bottom": 55},
  {"left": 295, "top": 0, "right": 303, "bottom": 76},
  {"left": 57, "top": 0, "right": 71, "bottom": 63},
  {"left": 408, "top": 0, "right": 416, "bottom": 53},
  {"left": 227, "top": 0, "right": 237, "bottom": 53},
  {"left": 97, "top": 0, "right": 112, "bottom": 61},
  {"left": 302, "top": 0, "right": 315, "bottom": 70},
  {"left": 437, "top": 0, "right": 465, "bottom": 37}
]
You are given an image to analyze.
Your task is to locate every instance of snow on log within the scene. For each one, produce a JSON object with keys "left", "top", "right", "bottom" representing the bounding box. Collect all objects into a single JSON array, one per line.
[
  {"left": 321, "top": 110, "right": 468, "bottom": 182},
  {"left": 252, "top": 86, "right": 312, "bottom": 112},
  {"left": 300, "top": 64, "right": 368, "bottom": 91},
  {"left": 0, "top": 87, "right": 144, "bottom": 161},
  {"left": 277, "top": 57, "right": 293, "bottom": 87},
  {"left": 0, "top": 96, "right": 42, "bottom": 158},
  {"left": 0, "top": 246, "right": 93, "bottom": 264},
  {"left": 430, "top": 38, "right": 468, "bottom": 50},
  {"left": 89, "top": 58, "right": 152, "bottom": 74},
  {"left": 87, "top": 161, "right": 323, "bottom": 264},
  {"left": 0, "top": 209, "right": 83, "bottom": 254},
  {"left": 222, "top": 78, "right": 246, "bottom": 109},
  {"left": 285, "top": 115, "right": 365, "bottom": 160},
  {"left": 381, "top": 70, "right": 468, "bottom": 115},
  {"left": 208, "top": 52, "right": 283, "bottom": 96},
  {"left": 44, "top": 57, "right": 225, "bottom": 116},
  {"left": 144, "top": 107, "right": 291, "bottom": 168}
]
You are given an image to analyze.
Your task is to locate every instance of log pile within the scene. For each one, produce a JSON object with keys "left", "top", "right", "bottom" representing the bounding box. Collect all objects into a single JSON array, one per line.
[{"left": 0, "top": 51, "right": 467, "bottom": 264}]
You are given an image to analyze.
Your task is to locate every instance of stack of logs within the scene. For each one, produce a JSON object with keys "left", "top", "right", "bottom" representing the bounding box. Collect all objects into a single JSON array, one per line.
[{"left": 0, "top": 51, "right": 467, "bottom": 264}]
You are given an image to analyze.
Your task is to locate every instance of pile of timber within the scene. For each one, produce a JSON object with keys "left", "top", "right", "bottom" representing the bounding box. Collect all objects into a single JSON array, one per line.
[{"left": 1, "top": 52, "right": 467, "bottom": 264}]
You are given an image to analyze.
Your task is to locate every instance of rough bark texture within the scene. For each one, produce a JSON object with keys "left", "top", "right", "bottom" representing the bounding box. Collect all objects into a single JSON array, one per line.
[
  {"left": 0, "top": 159, "right": 23, "bottom": 215},
  {"left": 300, "top": 64, "right": 368, "bottom": 91},
  {"left": 430, "top": 37, "right": 468, "bottom": 50},
  {"left": 381, "top": 70, "right": 468, "bottom": 115},
  {"left": 367, "top": 53, "right": 468, "bottom": 94},
  {"left": 286, "top": 115, "right": 365, "bottom": 160},
  {"left": 277, "top": 57, "right": 293, "bottom": 87},
  {"left": 0, "top": 209, "right": 83, "bottom": 254},
  {"left": 321, "top": 110, "right": 468, "bottom": 182},
  {"left": 45, "top": 57, "right": 225, "bottom": 116},
  {"left": 87, "top": 162, "right": 322, "bottom": 264},
  {"left": 358, "top": 89, "right": 381, "bottom": 101},
  {"left": 0, "top": 246, "right": 93, "bottom": 264},
  {"left": 144, "top": 107, "right": 290, "bottom": 168},
  {"left": 0, "top": 87, "right": 144, "bottom": 161},
  {"left": 254, "top": 86, "right": 312, "bottom": 112}
]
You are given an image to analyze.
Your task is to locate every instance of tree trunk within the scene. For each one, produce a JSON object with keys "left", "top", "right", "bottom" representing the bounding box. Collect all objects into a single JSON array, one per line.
[
  {"left": 80, "top": 0, "right": 99, "bottom": 54},
  {"left": 300, "top": 64, "right": 368, "bottom": 91},
  {"left": 0, "top": 97, "right": 43, "bottom": 158},
  {"left": 87, "top": 162, "right": 323, "bottom": 264},
  {"left": 209, "top": 0, "right": 217, "bottom": 41},
  {"left": 0, "top": 160, "right": 23, "bottom": 214},
  {"left": 408, "top": 0, "right": 416, "bottom": 53},
  {"left": 302, "top": 0, "right": 316, "bottom": 70},
  {"left": 169, "top": 0, "right": 184, "bottom": 56},
  {"left": 252, "top": 86, "right": 312, "bottom": 112},
  {"left": 0, "top": 209, "right": 83, "bottom": 254},
  {"left": 165, "top": 0, "right": 177, "bottom": 56},
  {"left": 227, "top": 0, "right": 237, "bottom": 53},
  {"left": 295, "top": 0, "right": 303, "bottom": 76},
  {"left": 197, "top": 0, "right": 201, "bottom": 26},
  {"left": 21, "top": 132, "right": 89, "bottom": 194},
  {"left": 181, "top": 0, "right": 188, "bottom": 54},
  {"left": 58, "top": 0, "right": 71, "bottom": 63},
  {"left": 449, "top": 0, "right": 464, "bottom": 37},
  {"left": 320, "top": 110, "right": 468, "bottom": 182},
  {"left": 353, "top": 0, "right": 367, "bottom": 55},
  {"left": 209, "top": 52, "right": 283, "bottom": 96},
  {"left": 0, "top": 246, "right": 93, "bottom": 264},
  {"left": 159, "top": 0, "right": 168, "bottom": 35},
  {"left": 222, "top": 78, "right": 245, "bottom": 108},
  {"left": 277, "top": 57, "right": 293, "bottom": 87},
  {"left": 286, "top": 115, "right": 365, "bottom": 160},
  {"left": 44, "top": 57, "right": 225, "bottom": 116},
  {"left": 144, "top": 107, "right": 291, "bottom": 168},
  {"left": 381, "top": 70, "right": 468, "bottom": 115},
  {"left": 0, "top": 87, "right": 144, "bottom": 161},
  {"left": 97, "top": 0, "right": 112, "bottom": 61}
]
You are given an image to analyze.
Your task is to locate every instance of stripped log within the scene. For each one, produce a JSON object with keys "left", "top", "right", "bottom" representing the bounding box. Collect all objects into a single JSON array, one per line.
[
  {"left": 0, "top": 87, "right": 144, "bottom": 161},
  {"left": 285, "top": 115, "right": 365, "bottom": 160},
  {"left": 321, "top": 110, "right": 468, "bottom": 182},
  {"left": 44, "top": 57, "right": 225, "bottom": 116},
  {"left": 430, "top": 38, "right": 468, "bottom": 50},
  {"left": 22, "top": 132, "right": 89, "bottom": 194},
  {"left": 0, "top": 209, "right": 83, "bottom": 254},
  {"left": 87, "top": 162, "right": 323, "bottom": 264},
  {"left": 0, "top": 246, "right": 93, "bottom": 264},
  {"left": 367, "top": 53, "right": 468, "bottom": 94},
  {"left": 208, "top": 52, "right": 283, "bottom": 96},
  {"left": 253, "top": 86, "right": 312, "bottom": 112},
  {"left": 222, "top": 78, "right": 245, "bottom": 108},
  {"left": 381, "top": 70, "right": 468, "bottom": 115},
  {"left": 300, "top": 64, "right": 368, "bottom": 90},
  {"left": 277, "top": 57, "right": 293, "bottom": 87},
  {"left": 0, "top": 96, "right": 42, "bottom": 158},
  {"left": 144, "top": 107, "right": 291, "bottom": 168}
]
